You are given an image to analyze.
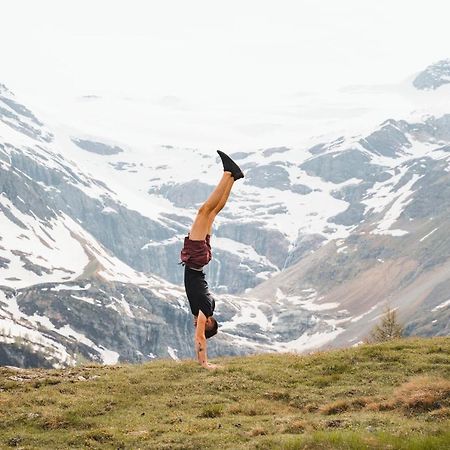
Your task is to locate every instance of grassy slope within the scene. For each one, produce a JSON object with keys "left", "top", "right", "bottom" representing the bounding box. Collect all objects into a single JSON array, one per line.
[{"left": 0, "top": 337, "right": 449, "bottom": 450}]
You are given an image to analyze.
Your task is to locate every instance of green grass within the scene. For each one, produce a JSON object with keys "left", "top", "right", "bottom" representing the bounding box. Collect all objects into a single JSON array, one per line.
[{"left": 0, "top": 337, "right": 449, "bottom": 449}]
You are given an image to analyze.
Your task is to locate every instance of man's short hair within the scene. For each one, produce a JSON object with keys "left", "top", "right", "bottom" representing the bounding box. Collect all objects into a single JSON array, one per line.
[{"left": 205, "top": 317, "right": 218, "bottom": 339}]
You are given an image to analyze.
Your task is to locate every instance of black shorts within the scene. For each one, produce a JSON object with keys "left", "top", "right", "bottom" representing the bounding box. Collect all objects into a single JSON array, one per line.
[{"left": 184, "top": 266, "right": 215, "bottom": 318}]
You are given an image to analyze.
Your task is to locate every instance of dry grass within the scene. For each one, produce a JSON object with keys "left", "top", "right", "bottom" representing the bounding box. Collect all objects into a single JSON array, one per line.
[
  {"left": 248, "top": 426, "right": 268, "bottom": 437},
  {"left": 392, "top": 376, "right": 450, "bottom": 412},
  {"left": 320, "top": 397, "right": 369, "bottom": 415},
  {"left": 280, "top": 418, "right": 309, "bottom": 434},
  {"left": 320, "top": 399, "right": 351, "bottom": 415},
  {"left": 321, "top": 376, "right": 450, "bottom": 416}
]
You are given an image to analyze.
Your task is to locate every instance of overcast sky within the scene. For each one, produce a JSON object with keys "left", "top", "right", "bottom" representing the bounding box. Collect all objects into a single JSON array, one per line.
[{"left": 2, "top": 0, "right": 450, "bottom": 149}]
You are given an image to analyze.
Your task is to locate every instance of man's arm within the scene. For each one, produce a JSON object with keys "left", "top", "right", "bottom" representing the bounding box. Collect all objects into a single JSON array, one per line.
[
  {"left": 195, "top": 311, "right": 208, "bottom": 367},
  {"left": 195, "top": 311, "right": 217, "bottom": 369}
]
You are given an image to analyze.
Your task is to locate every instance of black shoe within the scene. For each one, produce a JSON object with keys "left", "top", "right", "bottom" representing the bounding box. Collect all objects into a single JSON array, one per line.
[{"left": 217, "top": 150, "right": 244, "bottom": 180}]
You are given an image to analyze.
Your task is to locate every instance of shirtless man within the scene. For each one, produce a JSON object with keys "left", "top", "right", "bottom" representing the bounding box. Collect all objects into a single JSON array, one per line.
[{"left": 180, "top": 150, "right": 244, "bottom": 369}]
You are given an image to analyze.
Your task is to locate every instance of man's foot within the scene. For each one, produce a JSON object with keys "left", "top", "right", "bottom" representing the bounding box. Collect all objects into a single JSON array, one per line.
[{"left": 217, "top": 150, "right": 244, "bottom": 180}]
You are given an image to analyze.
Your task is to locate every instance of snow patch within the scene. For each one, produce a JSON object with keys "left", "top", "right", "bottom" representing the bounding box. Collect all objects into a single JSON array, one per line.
[
  {"left": 101, "top": 206, "right": 118, "bottom": 215},
  {"left": 420, "top": 227, "right": 438, "bottom": 242},
  {"left": 364, "top": 171, "right": 423, "bottom": 237},
  {"left": 278, "top": 328, "right": 344, "bottom": 352},
  {"left": 167, "top": 346, "right": 179, "bottom": 361},
  {"left": 432, "top": 299, "right": 450, "bottom": 312}
]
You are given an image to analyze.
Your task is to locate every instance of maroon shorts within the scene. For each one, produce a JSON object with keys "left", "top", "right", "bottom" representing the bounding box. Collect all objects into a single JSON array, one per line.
[{"left": 180, "top": 235, "right": 212, "bottom": 269}]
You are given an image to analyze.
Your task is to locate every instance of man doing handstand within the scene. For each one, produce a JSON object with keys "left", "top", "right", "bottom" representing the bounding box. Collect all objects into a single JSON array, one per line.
[{"left": 180, "top": 150, "right": 244, "bottom": 369}]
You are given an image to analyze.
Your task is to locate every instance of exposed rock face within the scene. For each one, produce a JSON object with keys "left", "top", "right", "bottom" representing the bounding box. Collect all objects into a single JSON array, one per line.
[
  {"left": 0, "top": 343, "right": 55, "bottom": 368},
  {"left": 4, "top": 147, "right": 175, "bottom": 281},
  {"left": 248, "top": 164, "right": 450, "bottom": 350},
  {"left": 17, "top": 281, "right": 194, "bottom": 362},
  {"left": 0, "top": 91, "right": 52, "bottom": 143},
  {"left": 284, "top": 233, "right": 326, "bottom": 268},
  {"left": 359, "top": 120, "right": 411, "bottom": 157},
  {"left": 308, "top": 137, "right": 345, "bottom": 155},
  {"left": 206, "top": 250, "right": 268, "bottom": 293},
  {"left": 216, "top": 221, "right": 289, "bottom": 269},
  {"left": 262, "top": 146, "right": 290, "bottom": 157},
  {"left": 0, "top": 280, "right": 272, "bottom": 368},
  {"left": 230, "top": 151, "right": 254, "bottom": 160},
  {"left": 244, "top": 164, "right": 291, "bottom": 190},
  {"left": 71, "top": 138, "right": 124, "bottom": 155},
  {"left": 395, "top": 115, "right": 450, "bottom": 142},
  {"left": 404, "top": 278, "right": 450, "bottom": 337},
  {"left": 148, "top": 180, "right": 215, "bottom": 208},
  {"left": 413, "top": 59, "right": 450, "bottom": 90},
  {"left": 301, "top": 149, "right": 389, "bottom": 184},
  {"left": 330, "top": 182, "right": 373, "bottom": 226}
]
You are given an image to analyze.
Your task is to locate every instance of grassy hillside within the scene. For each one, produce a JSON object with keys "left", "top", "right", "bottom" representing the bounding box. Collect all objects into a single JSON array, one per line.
[{"left": 0, "top": 337, "right": 449, "bottom": 450}]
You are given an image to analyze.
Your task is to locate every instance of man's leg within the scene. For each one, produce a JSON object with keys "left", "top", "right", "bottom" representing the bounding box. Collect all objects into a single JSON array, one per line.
[
  {"left": 189, "top": 172, "right": 234, "bottom": 240},
  {"left": 207, "top": 175, "right": 234, "bottom": 235}
]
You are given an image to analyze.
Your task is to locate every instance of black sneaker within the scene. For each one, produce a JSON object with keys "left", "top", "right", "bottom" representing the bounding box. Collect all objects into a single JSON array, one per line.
[{"left": 217, "top": 150, "right": 244, "bottom": 180}]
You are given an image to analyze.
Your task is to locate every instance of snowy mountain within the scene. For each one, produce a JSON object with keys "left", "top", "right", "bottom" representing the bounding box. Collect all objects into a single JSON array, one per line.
[
  {"left": 1, "top": 60, "right": 450, "bottom": 367},
  {"left": 232, "top": 112, "right": 450, "bottom": 351},
  {"left": 413, "top": 59, "right": 450, "bottom": 90}
]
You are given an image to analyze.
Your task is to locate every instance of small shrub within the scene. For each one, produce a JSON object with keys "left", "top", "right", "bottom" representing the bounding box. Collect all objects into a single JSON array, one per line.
[
  {"left": 393, "top": 376, "right": 450, "bottom": 412},
  {"left": 428, "top": 407, "right": 450, "bottom": 420},
  {"left": 365, "top": 376, "right": 450, "bottom": 413},
  {"left": 241, "top": 405, "right": 259, "bottom": 416},
  {"left": 198, "top": 404, "right": 223, "bottom": 418},
  {"left": 263, "top": 390, "right": 290, "bottom": 401},
  {"left": 365, "top": 400, "right": 395, "bottom": 412},
  {"left": 321, "top": 363, "right": 349, "bottom": 375},
  {"left": 325, "top": 419, "right": 346, "bottom": 428},
  {"left": 309, "top": 375, "right": 334, "bottom": 388},
  {"left": 304, "top": 403, "right": 319, "bottom": 413},
  {"left": 227, "top": 403, "right": 242, "bottom": 415},
  {"left": 320, "top": 397, "right": 368, "bottom": 415},
  {"left": 228, "top": 400, "right": 273, "bottom": 416},
  {"left": 6, "top": 436, "right": 22, "bottom": 447},
  {"left": 32, "top": 378, "right": 61, "bottom": 388},
  {"left": 58, "top": 387, "right": 75, "bottom": 394},
  {"left": 86, "top": 430, "right": 115, "bottom": 443},
  {"left": 368, "top": 307, "right": 404, "bottom": 343},
  {"left": 320, "top": 400, "right": 350, "bottom": 415},
  {"left": 41, "top": 416, "right": 69, "bottom": 430},
  {"left": 282, "top": 419, "right": 307, "bottom": 434},
  {"left": 249, "top": 426, "right": 267, "bottom": 436}
]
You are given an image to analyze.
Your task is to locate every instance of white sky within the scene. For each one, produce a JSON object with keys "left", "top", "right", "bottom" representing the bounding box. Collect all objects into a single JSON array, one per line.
[{"left": 1, "top": 0, "right": 450, "bottom": 150}]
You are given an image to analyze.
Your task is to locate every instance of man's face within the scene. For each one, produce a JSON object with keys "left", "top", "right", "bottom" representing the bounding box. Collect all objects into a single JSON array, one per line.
[
  {"left": 205, "top": 317, "right": 215, "bottom": 331},
  {"left": 193, "top": 316, "right": 215, "bottom": 331}
]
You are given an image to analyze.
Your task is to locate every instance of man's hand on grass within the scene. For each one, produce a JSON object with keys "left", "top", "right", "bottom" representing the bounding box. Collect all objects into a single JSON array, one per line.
[{"left": 202, "top": 362, "right": 222, "bottom": 370}]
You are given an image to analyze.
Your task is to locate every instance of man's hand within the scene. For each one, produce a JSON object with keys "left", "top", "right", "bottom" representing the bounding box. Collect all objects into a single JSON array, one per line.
[
  {"left": 201, "top": 362, "right": 222, "bottom": 370},
  {"left": 195, "top": 312, "right": 222, "bottom": 369}
]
